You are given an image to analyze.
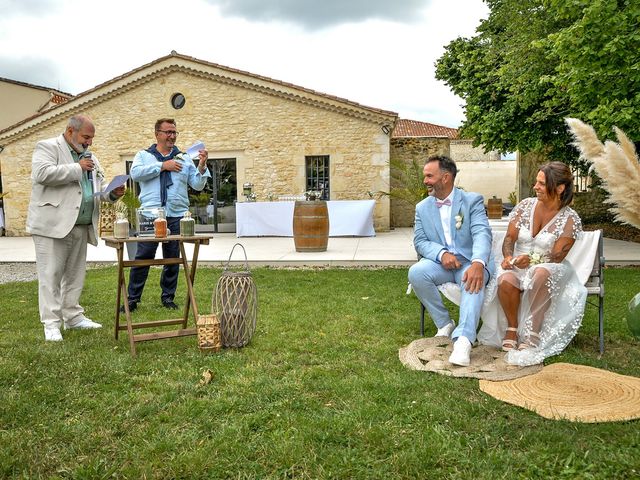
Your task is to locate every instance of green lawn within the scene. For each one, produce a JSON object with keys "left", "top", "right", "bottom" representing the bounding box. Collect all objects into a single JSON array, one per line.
[{"left": 1, "top": 266, "right": 639, "bottom": 479}]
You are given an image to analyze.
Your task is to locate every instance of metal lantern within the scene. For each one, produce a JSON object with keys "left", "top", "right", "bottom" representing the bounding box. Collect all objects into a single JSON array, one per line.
[
  {"left": 214, "top": 243, "right": 258, "bottom": 347},
  {"left": 242, "top": 182, "right": 254, "bottom": 202}
]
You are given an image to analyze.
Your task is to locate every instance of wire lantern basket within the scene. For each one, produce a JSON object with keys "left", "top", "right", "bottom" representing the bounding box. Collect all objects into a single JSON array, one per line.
[{"left": 214, "top": 243, "right": 258, "bottom": 347}]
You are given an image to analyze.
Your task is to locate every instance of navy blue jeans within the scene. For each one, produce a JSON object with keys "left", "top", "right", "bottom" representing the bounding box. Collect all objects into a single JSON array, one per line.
[{"left": 127, "top": 216, "right": 181, "bottom": 304}]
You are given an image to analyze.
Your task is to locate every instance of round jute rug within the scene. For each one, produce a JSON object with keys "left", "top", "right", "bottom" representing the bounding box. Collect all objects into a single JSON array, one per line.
[
  {"left": 479, "top": 362, "right": 640, "bottom": 423},
  {"left": 398, "top": 337, "right": 542, "bottom": 381}
]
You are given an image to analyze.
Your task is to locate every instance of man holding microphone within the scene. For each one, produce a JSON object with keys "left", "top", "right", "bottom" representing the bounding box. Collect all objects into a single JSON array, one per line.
[{"left": 26, "top": 114, "right": 125, "bottom": 341}]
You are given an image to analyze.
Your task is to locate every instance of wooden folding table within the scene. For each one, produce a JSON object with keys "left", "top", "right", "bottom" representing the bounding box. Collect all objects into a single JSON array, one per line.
[{"left": 102, "top": 234, "right": 213, "bottom": 356}]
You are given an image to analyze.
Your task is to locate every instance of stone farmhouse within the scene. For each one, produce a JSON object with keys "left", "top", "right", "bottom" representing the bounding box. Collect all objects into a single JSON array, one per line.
[
  {"left": 0, "top": 51, "right": 513, "bottom": 236},
  {"left": 0, "top": 51, "right": 400, "bottom": 236}
]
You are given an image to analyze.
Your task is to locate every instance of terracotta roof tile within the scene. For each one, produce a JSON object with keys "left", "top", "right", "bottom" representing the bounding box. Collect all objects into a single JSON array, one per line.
[
  {"left": 392, "top": 119, "right": 458, "bottom": 139},
  {"left": 50, "top": 93, "right": 70, "bottom": 105}
]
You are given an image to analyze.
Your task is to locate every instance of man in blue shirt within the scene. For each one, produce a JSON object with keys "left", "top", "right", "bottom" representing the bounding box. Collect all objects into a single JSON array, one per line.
[{"left": 125, "top": 118, "right": 210, "bottom": 311}]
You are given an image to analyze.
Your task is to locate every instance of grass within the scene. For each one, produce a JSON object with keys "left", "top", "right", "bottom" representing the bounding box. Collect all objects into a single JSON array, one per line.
[{"left": 1, "top": 266, "right": 640, "bottom": 479}]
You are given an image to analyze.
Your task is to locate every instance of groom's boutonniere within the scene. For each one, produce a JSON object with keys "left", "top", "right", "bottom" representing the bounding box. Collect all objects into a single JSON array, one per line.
[
  {"left": 455, "top": 210, "right": 464, "bottom": 230},
  {"left": 174, "top": 152, "right": 186, "bottom": 162}
]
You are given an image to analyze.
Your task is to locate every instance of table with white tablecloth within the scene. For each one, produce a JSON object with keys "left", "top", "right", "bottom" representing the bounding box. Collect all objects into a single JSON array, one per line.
[{"left": 235, "top": 200, "right": 376, "bottom": 237}]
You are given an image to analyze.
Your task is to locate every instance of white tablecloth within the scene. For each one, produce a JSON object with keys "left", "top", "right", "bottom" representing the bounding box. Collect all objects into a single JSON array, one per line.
[
  {"left": 236, "top": 200, "right": 375, "bottom": 237},
  {"left": 327, "top": 200, "right": 376, "bottom": 236},
  {"left": 236, "top": 201, "right": 294, "bottom": 236}
]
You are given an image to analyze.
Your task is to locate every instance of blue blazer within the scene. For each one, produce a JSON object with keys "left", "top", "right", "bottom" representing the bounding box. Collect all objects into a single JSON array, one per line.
[{"left": 413, "top": 188, "right": 495, "bottom": 276}]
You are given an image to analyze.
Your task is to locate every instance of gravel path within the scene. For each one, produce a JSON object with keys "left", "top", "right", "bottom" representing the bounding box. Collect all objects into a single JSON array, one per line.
[
  {"left": 0, "top": 263, "right": 117, "bottom": 285},
  {"left": 0, "top": 263, "right": 38, "bottom": 284}
]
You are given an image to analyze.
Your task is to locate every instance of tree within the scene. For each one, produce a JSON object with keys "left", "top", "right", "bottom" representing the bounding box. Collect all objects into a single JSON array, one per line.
[
  {"left": 435, "top": 0, "right": 640, "bottom": 167},
  {"left": 548, "top": 0, "right": 640, "bottom": 135}
]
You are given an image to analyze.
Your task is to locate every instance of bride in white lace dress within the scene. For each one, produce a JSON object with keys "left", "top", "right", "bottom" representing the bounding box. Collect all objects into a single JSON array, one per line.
[{"left": 478, "top": 162, "right": 587, "bottom": 366}]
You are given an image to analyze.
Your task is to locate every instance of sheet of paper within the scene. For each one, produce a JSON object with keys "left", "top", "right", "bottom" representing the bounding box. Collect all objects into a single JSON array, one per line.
[
  {"left": 93, "top": 174, "right": 129, "bottom": 197},
  {"left": 186, "top": 141, "right": 205, "bottom": 158}
]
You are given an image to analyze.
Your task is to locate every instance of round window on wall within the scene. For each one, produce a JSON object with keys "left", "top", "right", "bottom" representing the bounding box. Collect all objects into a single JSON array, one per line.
[{"left": 171, "top": 93, "right": 186, "bottom": 109}]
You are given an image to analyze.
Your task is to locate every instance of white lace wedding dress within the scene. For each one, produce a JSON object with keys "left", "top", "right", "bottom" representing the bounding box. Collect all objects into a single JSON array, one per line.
[{"left": 477, "top": 197, "right": 588, "bottom": 366}]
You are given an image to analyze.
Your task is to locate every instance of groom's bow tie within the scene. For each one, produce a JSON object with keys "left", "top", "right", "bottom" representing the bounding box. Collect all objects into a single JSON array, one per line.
[{"left": 435, "top": 199, "right": 452, "bottom": 208}]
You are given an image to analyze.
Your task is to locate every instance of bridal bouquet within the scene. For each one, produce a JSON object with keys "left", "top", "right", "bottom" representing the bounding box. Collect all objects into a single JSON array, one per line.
[{"left": 528, "top": 251, "right": 548, "bottom": 265}]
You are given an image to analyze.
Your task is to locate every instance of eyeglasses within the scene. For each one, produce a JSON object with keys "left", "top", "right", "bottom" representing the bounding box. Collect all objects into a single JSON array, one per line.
[{"left": 157, "top": 130, "right": 179, "bottom": 136}]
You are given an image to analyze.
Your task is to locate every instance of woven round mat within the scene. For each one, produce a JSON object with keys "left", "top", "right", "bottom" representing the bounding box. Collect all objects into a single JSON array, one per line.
[
  {"left": 480, "top": 362, "right": 640, "bottom": 423},
  {"left": 399, "top": 337, "right": 542, "bottom": 381}
]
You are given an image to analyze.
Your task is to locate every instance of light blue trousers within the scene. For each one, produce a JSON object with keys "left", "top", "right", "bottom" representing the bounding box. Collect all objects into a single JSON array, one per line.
[{"left": 408, "top": 257, "right": 488, "bottom": 343}]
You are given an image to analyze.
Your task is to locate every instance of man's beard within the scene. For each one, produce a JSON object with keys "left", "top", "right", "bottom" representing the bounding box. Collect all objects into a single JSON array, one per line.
[{"left": 70, "top": 140, "right": 88, "bottom": 153}]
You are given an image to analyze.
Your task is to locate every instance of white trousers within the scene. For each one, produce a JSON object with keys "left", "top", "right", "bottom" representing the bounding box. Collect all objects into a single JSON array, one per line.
[{"left": 32, "top": 225, "right": 89, "bottom": 328}]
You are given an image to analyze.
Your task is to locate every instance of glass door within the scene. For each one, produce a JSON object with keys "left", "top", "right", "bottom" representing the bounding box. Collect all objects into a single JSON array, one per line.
[{"left": 188, "top": 158, "right": 237, "bottom": 233}]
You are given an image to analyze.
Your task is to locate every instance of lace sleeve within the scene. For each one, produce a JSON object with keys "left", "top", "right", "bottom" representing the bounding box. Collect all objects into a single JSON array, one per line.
[
  {"left": 508, "top": 197, "right": 534, "bottom": 230},
  {"left": 555, "top": 207, "right": 583, "bottom": 240}
]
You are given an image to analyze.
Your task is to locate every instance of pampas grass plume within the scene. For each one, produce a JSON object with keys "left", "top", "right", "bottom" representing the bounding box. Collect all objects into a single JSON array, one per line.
[{"left": 565, "top": 117, "right": 640, "bottom": 229}]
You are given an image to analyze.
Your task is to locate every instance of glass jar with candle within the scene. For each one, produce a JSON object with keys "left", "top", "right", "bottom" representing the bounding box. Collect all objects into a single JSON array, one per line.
[
  {"left": 114, "top": 212, "right": 129, "bottom": 239},
  {"left": 180, "top": 211, "right": 195, "bottom": 237},
  {"left": 153, "top": 208, "right": 167, "bottom": 238}
]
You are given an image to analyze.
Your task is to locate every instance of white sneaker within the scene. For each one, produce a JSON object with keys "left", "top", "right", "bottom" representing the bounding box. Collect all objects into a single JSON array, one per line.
[
  {"left": 449, "top": 336, "right": 472, "bottom": 366},
  {"left": 64, "top": 317, "right": 102, "bottom": 330},
  {"left": 44, "top": 327, "right": 63, "bottom": 342},
  {"left": 435, "top": 321, "right": 456, "bottom": 338}
]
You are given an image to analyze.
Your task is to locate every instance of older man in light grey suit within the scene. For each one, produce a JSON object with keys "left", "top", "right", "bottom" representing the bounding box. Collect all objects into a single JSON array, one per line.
[
  {"left": 408, "top": 155, "right": 494, "bottom": 366},
  {"left": 26, "top": 114, "right": 125, "bottom": 341}
]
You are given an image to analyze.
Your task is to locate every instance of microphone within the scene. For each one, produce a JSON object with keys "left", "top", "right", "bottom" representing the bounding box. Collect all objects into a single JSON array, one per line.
[
  {"left": 80, "top": 150, "right": 98, "bottom": 193},
  {"left": 80, "top": 150, "right": 93, "bottom": 182}
]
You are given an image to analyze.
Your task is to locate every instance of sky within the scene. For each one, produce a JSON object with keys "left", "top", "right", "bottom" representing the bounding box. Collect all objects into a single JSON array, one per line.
[{"left": 0, "top": 0, "right": 488, "bottom": 128}]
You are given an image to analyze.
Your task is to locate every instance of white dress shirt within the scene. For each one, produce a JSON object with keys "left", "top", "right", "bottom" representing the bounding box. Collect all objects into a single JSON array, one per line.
[
  {"left": 436, "top": 192, "right": 455, "bottom": 262},
  {"left": 437, "top": 192, "right": 485, "bottom": 267}
]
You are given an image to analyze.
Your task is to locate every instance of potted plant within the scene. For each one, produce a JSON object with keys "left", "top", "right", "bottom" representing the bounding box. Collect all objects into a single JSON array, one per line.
[
  {"left": 376, "top": 157, "right": 429, "bottom": 206},
  {"left": 118, "top": 188, "right": 140, "bottom": 226},
  {"left": 116, "top": 189, "right": 141, "bottom": 259}
]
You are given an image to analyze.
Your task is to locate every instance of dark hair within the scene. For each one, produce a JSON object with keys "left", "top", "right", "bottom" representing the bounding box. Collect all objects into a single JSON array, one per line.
[
  {"left": 539, "top": 161, "right": 574, "bottom": 208},
  {"left": 155, "top": 118, "right": 176, "bottom": 132},
  {"left": 425, "top": 154, "right": 459, "bottom": 180}
]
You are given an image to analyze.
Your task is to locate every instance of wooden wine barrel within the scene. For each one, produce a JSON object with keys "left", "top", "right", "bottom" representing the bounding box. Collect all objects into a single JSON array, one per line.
[
  {"left": 487, "top": 197, "right": 503, "bottom": 219},
  {"left": 293, "top": 201, "right": 329, "bottom": 252}
]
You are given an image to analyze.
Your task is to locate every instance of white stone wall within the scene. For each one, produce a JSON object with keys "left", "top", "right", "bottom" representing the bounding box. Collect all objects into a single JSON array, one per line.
[
  {"left": 454, "top": 160, "right": 517, "bottom": 203},
  {"left": 450, "top": 139, "right": 516, "bottom": 203},
  {"left": 1, "top": 71, "right": 392, "bottom": 235},
  {"left": 451, "top": 139, "right": 501, "bottom": 162}
]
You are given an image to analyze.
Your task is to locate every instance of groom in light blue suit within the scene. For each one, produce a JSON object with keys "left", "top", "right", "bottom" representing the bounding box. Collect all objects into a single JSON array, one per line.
[{"left": 408, "top": 155, "right": 494, "bottom": 366}]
